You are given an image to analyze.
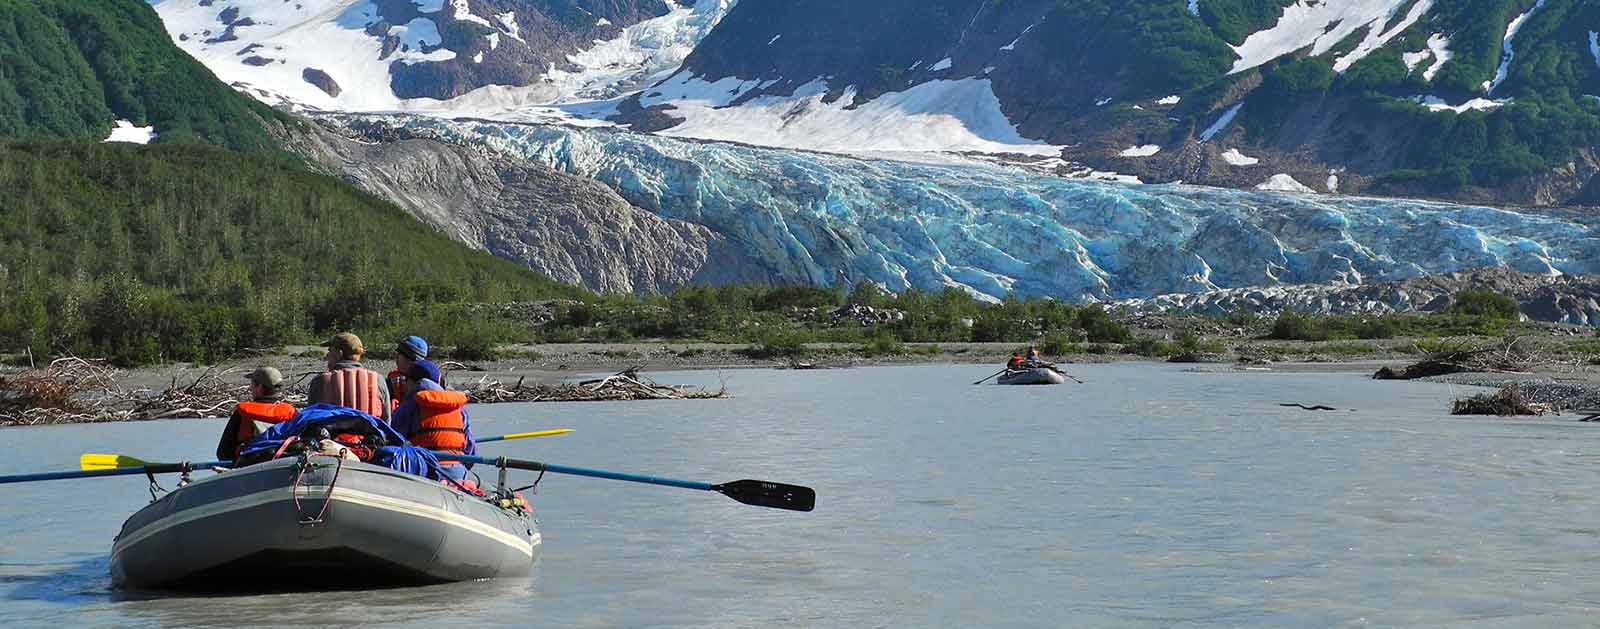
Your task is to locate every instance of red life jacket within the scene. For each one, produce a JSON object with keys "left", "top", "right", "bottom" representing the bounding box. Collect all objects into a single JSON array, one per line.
[
  {"left": 1007, "top": 355, "right": 1023, "bottom": 369},
  {"left": 234, "top": 400, "right": 296, "bottom": 457},
  {"left": 412, "top": 390, "right": 469, "bottom": 460},
  {"left": 386, "top": 370, "right": 408, "bottom": 412},
  {"left": 322, "top": 368, "right": 384, "bottom": 417}
]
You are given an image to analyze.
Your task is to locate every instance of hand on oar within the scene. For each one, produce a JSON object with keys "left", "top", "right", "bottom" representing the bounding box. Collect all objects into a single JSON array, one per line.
[
  {"left": 477, "top": 428, "right": 574, "bottom": 444},
  {"left": 438, "top": 454, "right": 816, "bottom": 512},
  {"left": 0, "top": 455, "right": 230, "bottom": 484}
]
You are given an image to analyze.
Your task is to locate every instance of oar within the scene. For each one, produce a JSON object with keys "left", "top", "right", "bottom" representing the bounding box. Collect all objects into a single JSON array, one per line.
[
  {"left": 477, "top": 428, "right": 574, "bottom": 443},
  {"left": 439, "top": 453, "right": 816, "bottom": 512},
  {"left": 1046, "top": 366, "right": 1086, "bottom": 384},
  {"left": 0, "top": 455, "right": 228, "bottom": 485},
  {"left": 973, "top": 368, "right": 1008, "bottom": 385}
]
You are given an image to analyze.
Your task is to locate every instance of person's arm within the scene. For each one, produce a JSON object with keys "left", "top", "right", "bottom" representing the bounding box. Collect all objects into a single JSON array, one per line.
[
  {"left": 462, "top": 408, "right": 477, "bottom": 457},
  {"left": 216, "top": 408, "right": 242, "bottom": 461},
  {"left": 305, "top": 374, "right": 323, "bottom": 406},
  {"left": 376, "top": 375, "right": 392, "bottom": 421}
]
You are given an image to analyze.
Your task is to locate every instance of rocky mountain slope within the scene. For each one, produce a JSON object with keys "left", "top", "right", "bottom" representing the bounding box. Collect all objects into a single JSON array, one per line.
[
  {"left": 620, "top": 0, "right": 1600, "bottom": 206},
  {"left": 1118, "top": 267, "right": 1600, "bottom": 325},
  {"left": 149, "top": 0, "right": 734, "bottom": 113},
  {"left": 284, "top": 121, "right": 764, "bottom": 293}
]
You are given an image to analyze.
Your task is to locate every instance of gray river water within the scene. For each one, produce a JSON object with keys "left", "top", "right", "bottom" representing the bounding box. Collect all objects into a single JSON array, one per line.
[{"left": 3, "top": 364, "right": 1600, "bottom": 627}]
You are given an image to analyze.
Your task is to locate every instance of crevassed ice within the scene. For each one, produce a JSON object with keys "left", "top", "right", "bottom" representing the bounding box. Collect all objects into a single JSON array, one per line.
[{"left": 376, "top": 116, "right": 1600, "bottom": 303}]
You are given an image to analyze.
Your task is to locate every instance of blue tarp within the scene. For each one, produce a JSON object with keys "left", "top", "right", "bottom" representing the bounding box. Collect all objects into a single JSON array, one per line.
[{"left": 239, "top": 403, "right": 452, "bottom": 481}]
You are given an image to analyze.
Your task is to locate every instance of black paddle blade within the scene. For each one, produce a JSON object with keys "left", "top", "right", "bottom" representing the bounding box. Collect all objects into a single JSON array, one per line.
[{"left": 714, "top": 480, "right": 816, "bottom": 512}]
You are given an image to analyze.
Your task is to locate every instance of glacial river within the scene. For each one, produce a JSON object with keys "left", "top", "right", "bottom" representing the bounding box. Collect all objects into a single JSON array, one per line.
[{"left": 3, "top": 364, "right": 1599, "bottom": 626}]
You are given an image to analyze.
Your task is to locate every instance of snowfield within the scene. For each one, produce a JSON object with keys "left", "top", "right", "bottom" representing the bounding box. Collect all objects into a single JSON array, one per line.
[
  {"left": 638, "top": 75, "right": 1064, "bottom": 156},
  {"left": 1230, "top": 0, "right": 1422, "bottom": 74}
]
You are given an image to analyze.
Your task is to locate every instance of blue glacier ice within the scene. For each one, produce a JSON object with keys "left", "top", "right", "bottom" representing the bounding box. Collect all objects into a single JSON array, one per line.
[{"left": 382, "top": 116, "right": 1600, "bottom": 302}]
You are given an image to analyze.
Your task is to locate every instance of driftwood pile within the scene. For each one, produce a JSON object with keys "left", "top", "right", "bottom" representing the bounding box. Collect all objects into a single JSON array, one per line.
[
  {"left": 460, "top": 367, "right": 727, "bottom": 403},
  {"left": 1450, "top": 383, "right": 1557, "bottom": 416},
  {"left": 0, "top": 358, "right": 310, "bottom": 426},
  {"left": 1373, "top": 337, "right": 1538, "bottom": 380}
]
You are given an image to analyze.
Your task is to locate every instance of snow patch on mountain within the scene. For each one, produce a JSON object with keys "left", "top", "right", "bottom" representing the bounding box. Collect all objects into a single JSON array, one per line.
[
  {"left": 1229, "top": 0, "right": 1419, "bottom": 74},
  {"left": 1421, "top": 33, "right": 1453, "bottom": 81},
  {"left": 1221, "top": 149, "right": 1259, "bottom": 166},
  {"left": 1332, "top": 0, "right": 1433, "bottom": 73},
  {"left": 930, "top": 57, "right": 954, "bottom": 71},
  {"left": 105, "top": 120, "right": 156, "bottom": 144},
  {"left": 638, "top": 75, "right": 1063, "bottom": 156},
  {"left": 1589, "top": 31, "right": 1600, "bottom": 70},
  {"left": 1257, "top": 174, "right": 1315, "bottom": 193},
  {"left": 1120, "top": 145, "right": 1162, "bottom": 157},
  {"left": 544, "top": 0, "right": 736, "bottom": 103},
  {"left": 1486, "top": 0, "right": 1546, "bottom": 94},
  {"left": 1412, "top": 95, "right": 1509, "bottom": 113}
]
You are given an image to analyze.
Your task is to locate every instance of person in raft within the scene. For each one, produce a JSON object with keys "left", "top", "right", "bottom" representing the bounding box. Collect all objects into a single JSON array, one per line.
[
  {"left": 1025, "top": 346, "right": 1045, "bottom": 367},
  {"left": 308, "top": 332, "right": 391, "bottom": 421},
  {"left": 216, "top": 366, "right": 296, "bottom": 460},
  {"left": 1006, "top": 353, "right": 1025, "bottom": 370},
  {"left": 386, "top": 335, "right": 429, "bottom": 413},
  {"left": 391, "top": 358, "right": 477, "bottom": 480}
]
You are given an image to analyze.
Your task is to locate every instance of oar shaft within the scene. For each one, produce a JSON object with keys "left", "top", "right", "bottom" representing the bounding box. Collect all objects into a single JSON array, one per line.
[
  {"left": 0, "top": 461, "right": 228, "bottom": 485},
  {"left": 440, "top": 454, "right": 715, "bottom": 491},
  {"left": 476, "top": 429, "right": 573, "bottom": 443}
]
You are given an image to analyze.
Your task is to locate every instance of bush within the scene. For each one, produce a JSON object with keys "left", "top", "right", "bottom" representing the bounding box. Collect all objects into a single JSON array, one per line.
[
  {"left": 1076, "top": 306, "right": 1131, "bottom": 343},
  {"left": 1038, "top": 333, "right": 1080, "bottom": 356},
  {"left": 1267, "top": 309, "right": 1329, "bottom": 341},
  {"left": 740, "top": 329, "right": 809, "bottom": 359},
  {"left": 860, "top": 334, "right": 905, "bottom": 356},
  {"left": 1447, "top": 290, "right": 1520, "bottom": 320}
]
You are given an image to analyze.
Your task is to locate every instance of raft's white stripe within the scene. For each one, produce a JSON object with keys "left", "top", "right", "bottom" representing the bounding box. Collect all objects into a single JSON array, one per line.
[
  {"left": 114, "top": 486, "right": 536, "bottom": 558},
  {"left": 318, "top": 486, "right": 536, "bottom": 557}
]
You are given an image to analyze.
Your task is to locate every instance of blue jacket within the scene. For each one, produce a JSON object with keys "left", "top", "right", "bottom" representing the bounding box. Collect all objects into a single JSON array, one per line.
[{"left": 392, "top": 378, "right": 478, "bottom": 462}]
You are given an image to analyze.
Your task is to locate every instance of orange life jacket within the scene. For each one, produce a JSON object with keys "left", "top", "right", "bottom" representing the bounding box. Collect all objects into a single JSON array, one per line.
[
  {"left": 234, "top": 400, "right": 297, "bottom": 457},
  {"left": 1007, "top": 355, "right": 1023, "bottom": 368},
  {"left": 322, "top": 368, "right": 384, "bottom": 417},
  {"left": 412, "top": 390, "right": 469, "bottom": 459}
]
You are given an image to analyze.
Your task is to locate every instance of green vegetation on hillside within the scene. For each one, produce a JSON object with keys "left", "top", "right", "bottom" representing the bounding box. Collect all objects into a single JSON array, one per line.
[
  {"left": 0, "top": 0, "right": 287, "bottom": 152},
  {"left": 0, "top": 142, "right": 584, "bottom": 365}
]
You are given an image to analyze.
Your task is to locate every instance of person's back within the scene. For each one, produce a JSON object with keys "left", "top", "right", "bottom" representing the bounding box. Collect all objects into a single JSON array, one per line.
[
  {"left": 217, "top": 367, "right": 297, "bottom": 460},
  {"left": 1007, "top": 354, "right": 1024, "bottom": 369},
  {"left": 307, "top": 332, "right": 391, "bottom": 421},
  {"left": 393, "top": 359, "right": 476, "bottom": 480}
]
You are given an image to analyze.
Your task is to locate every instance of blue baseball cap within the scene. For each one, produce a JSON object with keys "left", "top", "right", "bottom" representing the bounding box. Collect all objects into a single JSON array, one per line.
[{"left": 397, "top": 335, "right": 429, "bottom": 359}]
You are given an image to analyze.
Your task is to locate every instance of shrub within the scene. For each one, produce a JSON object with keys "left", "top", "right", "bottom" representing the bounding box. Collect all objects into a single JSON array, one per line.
[
  {"left": 860, "top": 334, "right": 905, "bottom": 356},
  {"left": 1267, "top": 309, "right": 1329, "bottom": 341},
  {"left": 1447, "top": 290, "right": 1520, "bottom": 320}
]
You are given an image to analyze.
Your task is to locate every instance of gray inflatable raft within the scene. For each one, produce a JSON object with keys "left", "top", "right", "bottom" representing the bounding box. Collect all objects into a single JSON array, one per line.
[
  {"left": 997, "top": 367, "right": 1066, "bottom": 385},
  {"left": 111, "top": 455, "right": 538, "bottom": 590}
]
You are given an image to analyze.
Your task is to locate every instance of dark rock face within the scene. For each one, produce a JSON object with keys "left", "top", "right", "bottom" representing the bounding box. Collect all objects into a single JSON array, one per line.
[
  {"left": 302, "top": 68, "right": 341, "bottom": 97},
  {"left": 280, "top": 121, "right": 768, "bottom": 294}
]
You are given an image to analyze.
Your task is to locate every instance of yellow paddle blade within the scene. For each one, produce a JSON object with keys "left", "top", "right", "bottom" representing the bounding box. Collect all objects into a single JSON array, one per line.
[
  {"left": 80, "top": 453, "right": 150, "bottom": 471},
  {"left": 497, "top": 429, "right": 574, "bottom": 441}
]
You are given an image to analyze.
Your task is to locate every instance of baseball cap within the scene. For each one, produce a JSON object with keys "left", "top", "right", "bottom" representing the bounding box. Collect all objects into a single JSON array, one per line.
[
  {"left": 245, "top": 366, "right": 285, "bottom": 388},
  {"left": 320, "top": 332, "right": 365, "bottom": 356}
]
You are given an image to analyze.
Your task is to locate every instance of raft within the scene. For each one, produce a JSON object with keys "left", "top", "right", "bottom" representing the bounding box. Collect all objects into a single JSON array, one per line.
[
  {"left": 996, "top": 367, "right": 1066, "bottom": 385},
  {"left": 110, "top": 455, "right": 538, "bottom": 590}
]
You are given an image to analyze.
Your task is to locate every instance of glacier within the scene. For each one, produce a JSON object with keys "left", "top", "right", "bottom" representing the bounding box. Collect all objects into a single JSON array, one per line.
[{"left": 342, "top": 115, "right": 1600, "bottom": 304}]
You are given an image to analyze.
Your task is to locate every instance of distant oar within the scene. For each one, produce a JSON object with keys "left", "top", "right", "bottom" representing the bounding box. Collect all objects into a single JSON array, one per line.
[
  {"left": 973, "top": 368, "right": 1009, "bottom": 385},
  {"left": 0, "top": 455, "right": 227, "bottom": 484},
  {"left": 440, "top": 453, "right": 816, "bottom": 512},
  {"left": 476, "top": 429, "right": 574, "bottom": 443}
]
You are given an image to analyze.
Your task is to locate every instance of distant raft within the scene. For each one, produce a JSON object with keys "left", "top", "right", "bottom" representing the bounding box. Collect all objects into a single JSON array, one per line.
[
  {"left": 110, "top": 455, "right": 537, "bottom": 590},
  {"left": 996, "top": 367, "right": 1066, "bottom": 385}
]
